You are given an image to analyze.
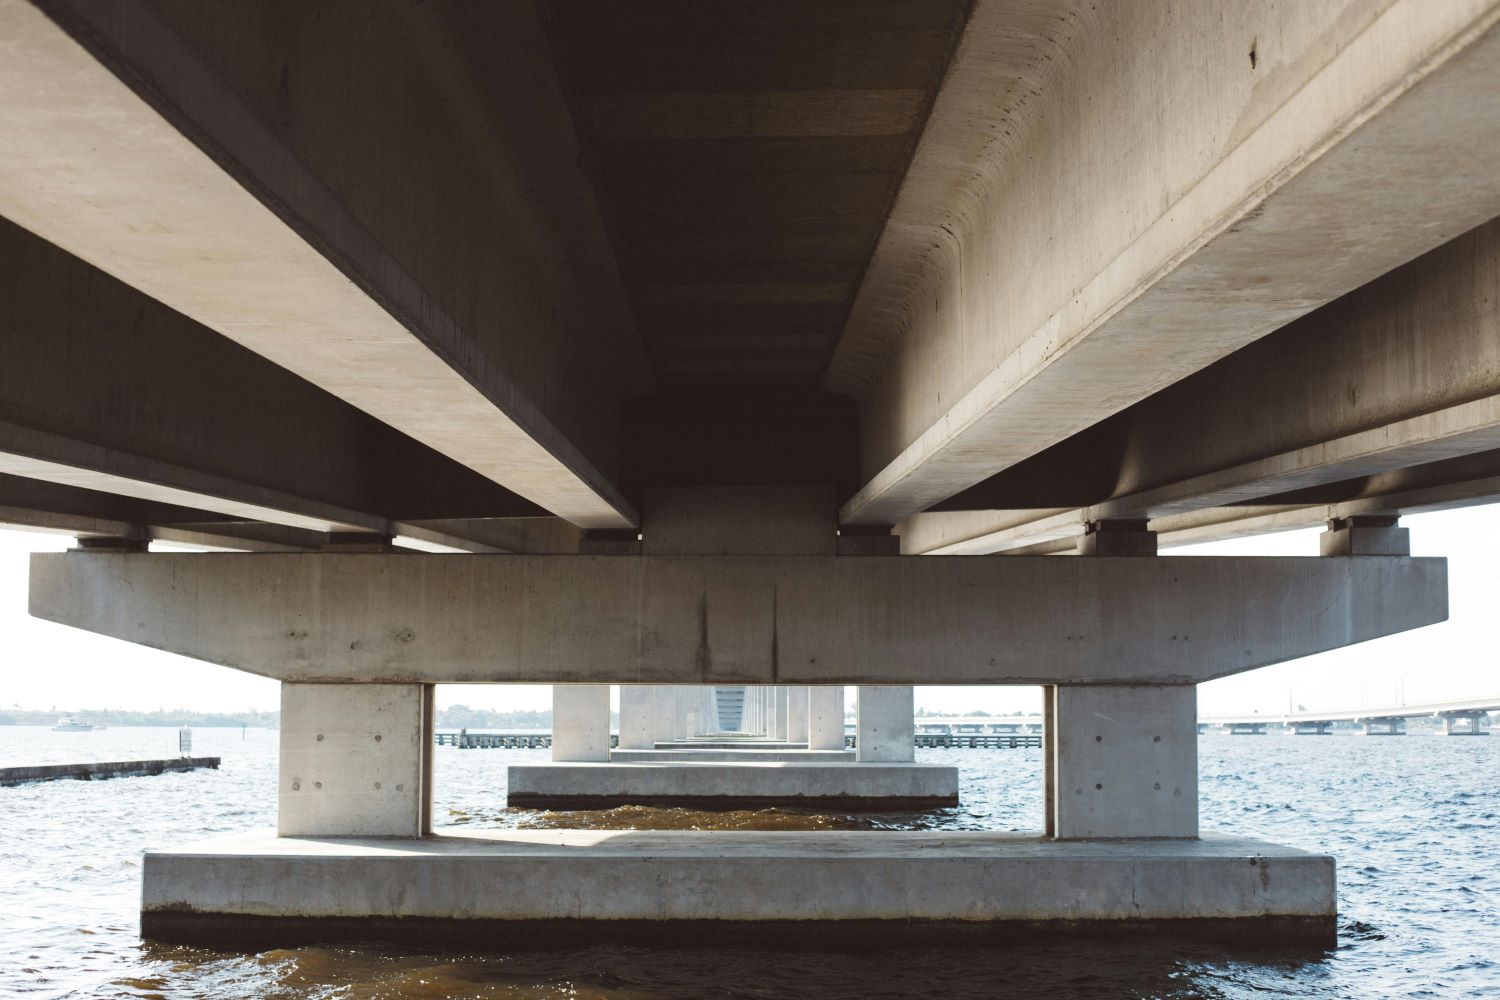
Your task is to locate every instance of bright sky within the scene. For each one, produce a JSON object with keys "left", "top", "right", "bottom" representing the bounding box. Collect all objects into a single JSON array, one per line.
[{"left": 3, "top": 505, "right": 1496, "bottom": 716}]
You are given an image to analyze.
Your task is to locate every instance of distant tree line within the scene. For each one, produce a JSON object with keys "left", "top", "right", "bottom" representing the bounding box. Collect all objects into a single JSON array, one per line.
[
  {"left": 435, "top": 706, "right": 617, "bottom": 730},
  {"left": 0, "top": 707, "right": 280, "bottom": 727}
]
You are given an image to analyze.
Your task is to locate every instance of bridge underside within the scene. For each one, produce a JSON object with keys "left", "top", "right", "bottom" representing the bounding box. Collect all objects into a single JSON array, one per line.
[{"left": 5, "top": 0, "right": 1497, "bottom": 946}]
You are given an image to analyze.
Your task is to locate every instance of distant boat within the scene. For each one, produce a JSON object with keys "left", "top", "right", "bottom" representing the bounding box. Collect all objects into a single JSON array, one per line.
[{"left": 51, "top": 716, "right": 93, "bottom": 732}]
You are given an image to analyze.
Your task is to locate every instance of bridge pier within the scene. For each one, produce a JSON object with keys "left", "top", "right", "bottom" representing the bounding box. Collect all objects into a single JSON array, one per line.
[
  {"left": 617, "top": 686, "right": 655, "bottom": 751},
  {"left": 1440, "top": 711, "right": 1490, "bottom": 736},
  {"left": 1362, "top": 717, "right": 1406, "bottom": 736},
  {"left": 550, "top": 685, "right": 611, "bottom": 763},
  {"left": 1289, "top": 720, "right": 1334, "bottom": 736},
  {"left": 31, "top": 489, "right": 1441, "bottom": 943},
  {"left": 1228, "top": 722, "right": 1269, "bottom": 735}
]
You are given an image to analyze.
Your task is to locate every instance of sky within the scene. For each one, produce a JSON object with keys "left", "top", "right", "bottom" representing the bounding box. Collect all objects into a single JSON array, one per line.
[{"left": 2, "top": 505, "right": 1497, "bottom": 717}]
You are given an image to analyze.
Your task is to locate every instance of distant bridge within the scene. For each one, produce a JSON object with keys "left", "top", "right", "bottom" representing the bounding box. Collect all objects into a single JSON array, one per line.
[{"left": 1200, "top": 695, "right": 1499, "bottom": 736}]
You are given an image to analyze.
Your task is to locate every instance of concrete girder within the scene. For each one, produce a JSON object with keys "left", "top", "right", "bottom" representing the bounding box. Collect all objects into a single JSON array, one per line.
[
  {"left": 0, "top": 210, "right": 558, "bottom": 543},
  {"left": 29, "top": 551, "right": 1446, "bottom": 686},
  {"left": 0, "top": 473, "right": 324, "bottom": 551},
  {"left": 0, "top": 0, "right": 646, "bottom": 529},
  {"left": 837, "top": 0, "right": 1500, "bottom": 526},
  {"left": 900, "top": 220, "right": 1500, "bottom": 555}
]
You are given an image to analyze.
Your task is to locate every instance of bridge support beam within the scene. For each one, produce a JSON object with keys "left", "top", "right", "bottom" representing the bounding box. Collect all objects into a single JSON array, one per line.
[
  {"left": 1049, "top": 685, "right": 1197, "bottom": 840},
  {"left": 279, "top": 683, "right": 433, "bottom": 838}
]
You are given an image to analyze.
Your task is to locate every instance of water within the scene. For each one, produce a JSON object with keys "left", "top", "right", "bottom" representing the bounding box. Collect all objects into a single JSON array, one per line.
[{"left": 2, "top": 727, "right": 1497, "bottom": 998}]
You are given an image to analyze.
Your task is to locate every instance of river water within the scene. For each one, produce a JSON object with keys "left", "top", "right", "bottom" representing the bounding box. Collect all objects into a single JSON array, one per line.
[{"left": 1, "top": 725, "right": 1496, "bottom": 998}]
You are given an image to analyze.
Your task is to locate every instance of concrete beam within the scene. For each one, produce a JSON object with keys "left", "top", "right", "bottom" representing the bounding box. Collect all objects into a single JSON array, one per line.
[
  {"left": 837, "top": 0, "right": 1500, "bottom": 525},
  {"left": 0, "top": 214, "right": 551, "bottom": 540},
  {"left": 0, "top": 473, "right": 322, "bottom": 551},
  {"left": 906, "top": 220, "right": 1500, "bottom": 553},
  {"left": 0, "top": 0, "right": 648, "bottom": 527},
  {"left": 30, "top": 551, "right": 1446, "bottom": 685}
]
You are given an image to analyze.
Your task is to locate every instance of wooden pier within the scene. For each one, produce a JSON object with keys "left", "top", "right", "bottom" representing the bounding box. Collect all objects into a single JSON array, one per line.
[
  {"left": 910, "top": 734, "right": 1042, "bottom": 749},
  {"left": 0, "top": 757, "right": 220, "bottom": 786},
  {"left": 435, "top": 731, "right": 560, "bottom": 749}
]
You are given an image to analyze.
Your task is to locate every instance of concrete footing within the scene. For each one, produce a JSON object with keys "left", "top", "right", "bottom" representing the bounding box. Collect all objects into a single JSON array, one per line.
[
  {"left": 139, "top": 831, "right": 1337, "bottom": 948},
  {"left": 506, "top": 762, "right": 958, "bottom": 810},
  {"left": 611, "top": 749, "right": 856, "bottom": 763}
]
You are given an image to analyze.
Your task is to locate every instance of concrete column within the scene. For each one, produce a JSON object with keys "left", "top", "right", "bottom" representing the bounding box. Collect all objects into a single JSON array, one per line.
[
  {"left": 651, "top": 689, "right": 675, "bottom": 743},
  {"left": 279, "top": 682, "right": 431, "bottom": 838},
  {"left": 856, "top": 686, "right": 914, "bottom": 762},
  {"left": 787, "top": 687, "right": 809, "bottom": 744},
  {"left": 807, "top": 686, "right": 845, "bottom": 750},
  {"left": 1049, "top": 685, "right": 1197, "bottom": 839},
  {"left": 774, "top": 686, "right": 790, "bottom": 741},
  {"left": 552, "top": 685, "right": 611, "bottom": 762},
  {"left": 617, "top": 685, "right": 654, "bottom": 750},
  {"left": 675, "top": 686, "right": 693, "bottom": 739}
]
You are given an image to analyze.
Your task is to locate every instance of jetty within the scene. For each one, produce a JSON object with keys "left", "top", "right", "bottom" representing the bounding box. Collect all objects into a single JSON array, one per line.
[{"left": 0, "top": 757, "right": 220, "bottom": 786}]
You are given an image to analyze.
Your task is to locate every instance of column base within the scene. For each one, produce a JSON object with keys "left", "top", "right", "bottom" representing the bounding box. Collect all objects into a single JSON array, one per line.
[
  {"left": 506, "top": 761, "right": 957, "bottom": 810},
  {"left": 140, "top": 831, "right": 1336, "bottom": 949}
]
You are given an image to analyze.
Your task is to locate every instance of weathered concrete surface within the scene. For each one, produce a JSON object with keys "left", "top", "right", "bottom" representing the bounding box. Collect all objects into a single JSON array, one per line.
[
  {"left": 0, "top": 0, "right": 645, "bottom": 528},
  {"left": 856, "top": 686, "right": 915, "bottom": 763},
  {"left": 29, "top": 552, "right": 1447, "bottom": 684},
  {"left": 506, "top": 762, "right": 958, "bottom": 810},
  {"left": 279, "top": 684, "right": 431, "bottom": 838},
  {"left": 140, "top": 830, "right": 1335, "bottom": 946},
  {"left": 551, "top": 685, "right": 611, "bottom": 763},
  {"left": 1051, "top": 686, "right": 1198, "bottom": 839},
  {"left": 838, "top": 0, "right": 1500, "bottom": 525}
]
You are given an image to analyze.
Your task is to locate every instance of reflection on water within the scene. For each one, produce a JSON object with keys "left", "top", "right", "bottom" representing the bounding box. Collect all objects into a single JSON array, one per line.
[{"left": 1, "top": 726, "right": 1497, "bottom": 998}]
